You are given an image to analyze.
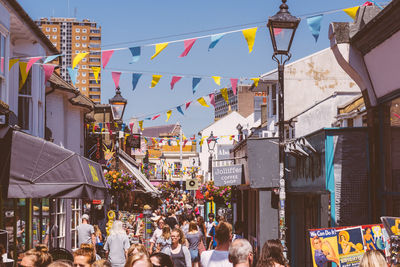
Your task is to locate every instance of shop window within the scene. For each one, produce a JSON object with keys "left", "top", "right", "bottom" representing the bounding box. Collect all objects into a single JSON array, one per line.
[
  {"left": 71, "top": 200, "right": 82, "bottom": 250},
  {"left": 18, "top": 70, "right": 32, "bottom": 131},
  {"left": 54, "top": 199, "right": 66, "bottom": 248},
  {"left": 173, "top": 162, "right": 182, "bottom": 177}
]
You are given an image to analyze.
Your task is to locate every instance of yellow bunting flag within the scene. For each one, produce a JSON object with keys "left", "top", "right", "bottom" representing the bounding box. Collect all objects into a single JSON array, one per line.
[
  {"left": 199, "top": 137, "right": 204, "bottom": 146},
  {"left": 9, "top": 59, "right": 19, "bottom": 71},
  {"left": 19, "top": 62, "right": 28, "bottom": 89},
  {"left": 212, "top": 76, "right": 221, "bottom": 86},
  {"left": 150, "top": 75, "right": 162, "bottom": 88},
  {"left": 220, "top": 88, "right": 229, "bottom": 104},
  {"left": 72, "top": 52, "right": 88, "bottom": 69},
  {"left": 177, "top": 140, "right": 180, "bottom": 146},
  {"left": 92, "top": 67, "right": 101, "bottom": 83},
  {"left": 139, "top": 120, "right": 143, "bottom": 130},
  {"left": 242, "top": 27, "right": 258, "bottom": 53},
  {"left": 151, "top": 43, "right": 169, "bottom": 60},
  {"left": 251, "top": 78, "right": 260, "bottom": 87},
  {"left": 166, "top": 110, "right": 172, "bottom": 122},
  {"left": 343, "top": 6, "right": 360, "bottom": 20},
  {"left": 197, "top": 97, "right": 210, "bottom": 107}
]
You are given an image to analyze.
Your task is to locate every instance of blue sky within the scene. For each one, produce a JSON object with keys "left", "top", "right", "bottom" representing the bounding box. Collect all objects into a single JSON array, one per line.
[{"left": 19, "top": 0, "right": 368, "bottom": 137}]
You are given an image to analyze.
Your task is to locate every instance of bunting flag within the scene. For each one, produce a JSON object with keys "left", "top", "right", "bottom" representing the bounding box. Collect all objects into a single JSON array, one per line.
[
  {"left": 176, "top": 140, "right": 180, "bottom": 146},
  {"left": 150, "top": 75, "right": 162, "bottom": 88},
  {"left": 306, "top": 15, "right": 323, "bottom": 42},
  {"left": 274, "top": 28, "right": 283, "bottom": 35},
  {"left": 92, "top": 125, "right": 97, "bottom": 133},
  {"left": 132, "top": 73, "right": 142, "bottom": 91},
  {"left": 26, "top": 57, "right": 41, "bottom": 73},
  {"left": 166, "top": 110, "right": 172, "bottom": 122},
  {"left": 92, "top": 67, "right": 101, "bottom": 83},
  {"left": 197, "top": 97, "right": 210, "bottom": 107},
  {"left": 107, "top": 122, "right": 112, "bottom": 135},
  {"left": 151, "top": 43, "right": 169, "bottom": 60},
  {"left": 152, "top": 114, "right": 160, "bottom": 120},
  {"left": 183, "top": 140, "right": 189, "bottom": 148},
  {"left": 9, "top": 59, "right": 19, "bottom": 71},
  {"left": 72, "top": 52, "right": 88, "bottom": 69},
  {"left": 129, "top": 122, "right": 134, "bottom": 133},
  {"left": 102, "top": 50, "right": 115, "bottom": 69},
  {"left": 212, "top": 76, "right": 221, "bottom": 86},
  {"left": 230, "top": 78, "right": 238, "bottom": 95},
  {"left": 209, "top": 93, "right": 215, "bottom": 107},
  {"left": 251, "top": 78, "right": 260, "bottom": 87},
  {"left": 343, "top": 6, "right": 360, "bottom": 19},
  {"left": 139, "top": 120, "right": 143, "bottom": 130},
  {"left": 111, "top": 71, "right": 122, "bottom": 88},
  {"left": 42, "top": 64, "right": 55, "bottom": 83},
  {"left": 44, "top": 54, "right": 61, "bottom": 64},
  {"left": 176, "top": 106, "right": 184, "bottom": 115},
  {"left": 129, "top": 46, "right": 141, "bottom": 63},
  {"left": 192, "top": 77, "right": 201, "bottom": 94},
  {"left": 185, "top": 101, "right": 192, "bottom": 110},
  {"left": 170, "top": 76, "right": 182, "bottom": 90},
  {"left": 67, "top": 67, "right": 78, "bottom": 86},
  {"left": 190, "top": 135, "right": 196, "bottom": 140},
  {"left": 242, "top": 27, "right": 257, "bottom": 53},
  {"left": 145, "top": 117, "right": 151, "bottom": 120},
  {"left": 209, "top": 33, "right": 224, "bottom": 51},
  {"left": 180, "top": 38, "right": 197, "bottom": 57},
  {"left": 229, "top": 135, "right": 235, "bottom": 141},
  {"left": 19, "top": 62, "right": 28, "bottom": 89},
  {"left": 221, "top": 88, "right": 229, "bottom": 104}
]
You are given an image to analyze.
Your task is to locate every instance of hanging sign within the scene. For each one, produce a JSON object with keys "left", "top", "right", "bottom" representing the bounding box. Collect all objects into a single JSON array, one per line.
[{"left": 213, "top": 164, "right": 242, "bottom": 186}]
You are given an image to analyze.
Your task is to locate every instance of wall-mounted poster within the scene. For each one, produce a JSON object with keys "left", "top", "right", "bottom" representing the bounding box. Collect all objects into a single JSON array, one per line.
[
  {"left": 309, "top": 228, "right": 340, "bottom": 267},
  {"left": 337, "top": 227, "right": 364, "bottom": 267}
]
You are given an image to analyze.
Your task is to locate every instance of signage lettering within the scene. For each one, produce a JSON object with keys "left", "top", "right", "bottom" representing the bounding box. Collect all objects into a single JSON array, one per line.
[{"left": 88, "top": 164, "right": 99, "bottom": 182}]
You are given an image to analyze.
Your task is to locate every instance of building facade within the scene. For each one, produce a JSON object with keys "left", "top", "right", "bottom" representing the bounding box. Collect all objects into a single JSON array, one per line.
[{"left": 36, "top": 17, "right": 102, "bottom": 103}]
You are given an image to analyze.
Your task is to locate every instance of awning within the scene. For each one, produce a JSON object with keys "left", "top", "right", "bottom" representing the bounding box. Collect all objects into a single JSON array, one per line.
[
  {"left": 118, "top": 153, "right": 160, "bottom": 196},
  {"left": 1, "top": 128, "right": 108, "bottom": 199}
]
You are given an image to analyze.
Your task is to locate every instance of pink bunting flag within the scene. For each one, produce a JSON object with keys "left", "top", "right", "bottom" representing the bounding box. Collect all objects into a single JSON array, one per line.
[
  {"left": 26, "top": 57, "right": 41, "bottom": 73},
  {"left": 42, "top": 64, "right": 56, "bottom": 83},
  {"left": 209, "top": 93, "right": 215, "bottom": 107},
  {"left": 183, "top": 140, "right": 188, "bottom": 148},
  {"left": 170, "top": 76, "right": 182, "bottom": 90},
  {"left": 129, "top": 122, "right": 134, "bottom": 133},
  {"left": 273, "top": 28, "right": 282, "bottom": 35},
  {"left": 106, "top": 122, "right": 112, "bottom": 135},
  {"left": 102, "top": 50, "right": 114, "bottom": 69},
  {"left": 185, "top": 101, "right": 192, "bottom": 110},
  {"left": 230, "top": 78, "right": 238, "bottom": 95},
  {"left": 152, "top": 115, "right": 160, "bottom": 120},
  {"left": 180, "top": 38, "right": 197, "bottom": 57},
  {"left": 111, "top": 71, "right": 122, "bottom": 88}
]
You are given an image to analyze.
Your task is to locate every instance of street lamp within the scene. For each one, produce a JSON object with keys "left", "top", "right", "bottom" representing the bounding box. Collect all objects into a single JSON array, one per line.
[
  {"left": 109, "top": 86, "right": 127, "bottom": 219},
  {"left": 160, "top": 153, "right": 166, "bottom": 181},
  {"left": 267, "top": 0, "right": 299, "bottom": 256},
  {"left": 207, "top": 131, "right": 217, "bottom": 180}
]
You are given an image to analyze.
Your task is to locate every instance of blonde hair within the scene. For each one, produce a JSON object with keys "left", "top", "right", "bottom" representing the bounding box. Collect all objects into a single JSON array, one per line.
[
  {"left": 127, "top": 244, "right": 149, "bottom": 258},
  {"left": 124, "top": 252, "right": 151, "bottom": 267},
  {"left": 172, "top": 228, "right": 186, "bottom": 245},
  {"left": 162, "top": 225, "right": 171, "bottom": 240},
  {"left": 24, "top": 244, "right": 53, "bottom": 267},
  {"left": 92, "top": 259, "right": 112, "bottom": 267},
  {"left": 73, "top": 244, "right": 96, "bottom": 264},
  {"left": 359, "top": 250, "right": 387, "bottom": 267}
]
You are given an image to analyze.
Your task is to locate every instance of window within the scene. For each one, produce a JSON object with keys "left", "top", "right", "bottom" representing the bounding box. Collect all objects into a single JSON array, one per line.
[
  {"left": 75, "top": 50, "right": 80, "bottom": 54},
  {"left": 89, "top": 95, "right": 100, "bottom": 99},
  {"left": 46, "top": 27, "right": 50, "bottom": 32},
  {"left": 52, "top": 35, "right": 57, "bottom": 39},
  {"left": 75, "top": 36, "right": 80, "bottom": 40},
  {"left": 82, "top": 58, "right": 87, "bottom": 62},
  {"left": 18, "top": 70, "right": 32, "bottom": 130},
  {"left": 71, "top": 200, "right": 82, "bottom": 249},
  {"left": 82, "top": 29, "right": 87, "bottom": 33},
  {"left": 82, "top": 65, "right": 87, "bottom": 69},
  {"left": 90, "top": 29, "right": 100, "bottom": 34},
  {"left": 173, "top": 162, "right": 182, "bottom": 176},
  {"left": 46, "top": 35, "right": 50, "bottom": 39},
  {"left": 89, "top": 87, "right": 100, "bottom": 92},
  {"left": 89, "top": 58, "right": 100, "bottom": 62},
  {"left": 82, "top": 72, "right": 86, "bottom": 77},
  {"left": 76, "top": 79, "right": 80, "bottom": 84},
  {"left": 81, "top": 87, "right": 86, "bottom": 91},
  {"left": 82, "top": 36, "right": 87, "bottom": 40},
  {"left": 82, "top": 80, "right": 86, "bottom": 84},
  {"left": 90, "top": 36, "right": 101, "bottom": 41},
  {"left": 54, "top": 199, "right": 66, "bottom": 249},
  {"left": 75, "top": 28, "right": 80, "bottom": 33},
  {"left": 53, "top": 43, "right": 57, "bottom": 47},
  {"left": 271, "top": 84, "right": 277, "bottom": 116},
  {"left": 89, "top": 44, "right": 100, "bottom": 48},
  {"left": 52, "top": 28, "right": 57, "bottom": 32},
  {"left": 75, "top": 43, "right": 80, "bottom": 47},
  {"left": 82, "top": 44, "right": 87, "bottom": 48}
]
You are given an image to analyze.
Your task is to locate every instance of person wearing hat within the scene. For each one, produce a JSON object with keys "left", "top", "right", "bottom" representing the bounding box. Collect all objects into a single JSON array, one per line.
[{"left": 77, "top": 214, "right": 96, "bottom": 248}]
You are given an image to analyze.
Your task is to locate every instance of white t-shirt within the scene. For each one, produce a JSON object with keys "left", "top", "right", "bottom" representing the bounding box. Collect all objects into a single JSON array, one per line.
[
  {"left": 200, "top": 250, "right": 232, "bottom": 267},
  {"left": 205, "top": 222, "right": 214, "bottom": 237},
  {"left": 150, "top": 227, "right": 163, "bottom": 244}
]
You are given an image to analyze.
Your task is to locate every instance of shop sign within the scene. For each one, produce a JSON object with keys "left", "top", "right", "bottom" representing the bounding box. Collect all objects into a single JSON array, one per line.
[
  {"left": 213, "top": 164, "right": 242, "bottom": 186},
  {"left": 217, "top": 144, "right": 234, "bottom": 160}
]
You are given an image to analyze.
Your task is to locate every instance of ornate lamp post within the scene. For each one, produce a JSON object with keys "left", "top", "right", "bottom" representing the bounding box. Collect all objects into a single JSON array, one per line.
[
  {"left": 160, "top": 152, "right": 166, "bottom": 181},
  {"left": 109, "top": 86, "right": 127, "bottom": 219},
  {"left": 207, "top": 131, "right": 217, "bottom": 180},
  {"left": 267, "top": 0, "right": 300, "bottom": 255}
]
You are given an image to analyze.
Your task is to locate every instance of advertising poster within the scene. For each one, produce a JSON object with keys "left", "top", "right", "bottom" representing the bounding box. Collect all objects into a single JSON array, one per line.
[
  {"left": 309, "top": 228, "right": 340, "bottom": 267},
  {"left": 361, "top": 224, "right": 386, "bottom": 251},
  {"left": 337, "top": 226, "right": 365, "bottom": 267}
]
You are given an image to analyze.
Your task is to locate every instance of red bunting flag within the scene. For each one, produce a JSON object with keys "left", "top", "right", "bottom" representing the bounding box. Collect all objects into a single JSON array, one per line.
[
  {"left": 152, "top": 115, "right": 160, "bottom": 120},
  {"left": 26, "top": 57, "right": 41, "bottom": 73},
  {"left": 230, "top": 78, "right": 238, "bottom": 95},
  {"left": 111, "top": 71, "right": 121, "bottom": 88},
  {"left": 180, "top": 38, "right": 197, "bottom": 57},
  {"left": 190, "top": 135, "right": 195, "bottom": 140},
  {"left": 42, "top": 64, "right": 55, "bottom": 83},
  {"left": 183, "top": 140, "right": 188, "bottom": 148},
  {"left": 185, "top": 101, "right": 192, "bottom": 110},
  {"left": 106, "top": 123, "right": 112, "bottom": 135},
  {"left": 170, "top": 76, "right": 182, "bottom": 90},
  {"left": 209, "top": 93, "right": 215, "bottom": 107},
  {"left": 102, "top": 50, "right": 114, "bottom": 69}
]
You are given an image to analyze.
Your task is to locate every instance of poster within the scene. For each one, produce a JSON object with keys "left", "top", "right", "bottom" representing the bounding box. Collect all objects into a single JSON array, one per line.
[
  {"left": 361, "top": 224, "right": 386, "bottom": 251},
  {"left": 337, "top": 227, "right": 364, "bottom": 267},
  {"left": 309, "top": 228, "right": 340, "bottom": 267}
]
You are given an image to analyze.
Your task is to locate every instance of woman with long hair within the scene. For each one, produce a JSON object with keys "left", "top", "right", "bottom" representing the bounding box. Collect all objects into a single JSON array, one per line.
[
  {"left": 166, "top": 228, "right": 191, "bottom": 267},
  {"left": 256, "top": 240, "right": 288, "bottom": 267},
  {"left": 186, "top": 221, "right": 203, "bottom": 267},
  {"left": 21, "top": 244, "right": 52, "bottom": 267},
  {"left": 104, "top": 221, "right": 130, "bottom": 267},
  {"left": 125, "top": 252, "right": 152, "bottom": 267},
  {"left": 127, "top": 244, "right": 149, "bottom": 258},
  {"left": 359, "top": 250, "right": 387, "bottom": 267},
  {"left": 156, "top": 225, "right": 172, "bottom": 253},
  {"left": 196, "top": 216, "right": 206, "bottom": 243},
  {"left": 74, "top": 244, "right": 96, "bottom": 267}
]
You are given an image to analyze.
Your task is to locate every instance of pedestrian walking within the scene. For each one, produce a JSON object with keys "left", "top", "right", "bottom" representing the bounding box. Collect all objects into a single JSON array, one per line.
[
  {"left": 186, "top": 221, "right": 203, "bottom": 267},
  {"left": 256, "top": 240, "right": 288, "bottom": 267},
  {"left": 73, "top": 244, "right": 97, "bottom": 267},
  {"left": 77, "top": 214, "right": 96, "bottom": 248},
  {"left": 165, "top": 228, "right": 191, "bottom": 267},
  {"left": 21, "top": 244, "right": 53, "bottom": 267},
  {"left": 165, "top": 210, "right": 179, "bottom": 230},
  {"left": 156, "top": 225, "right": 172, "bottom": 253},
  {"left": 200, "top": 222, "right": 233, "bottom": 267},
  {"left": 228, "top": 239, "right": 253, "bottom": 267},
  {"left": 232, "top": 222, "right": 244, "bottom": 241},
  {"left": 149, "top": 218, "right": 165, "bottom": 253},
  {"left": 205, "top": 214, "right": 216, "bottom": 250},
  {"left": 104, "top": 220, "right": 130, "bottom": 267}
]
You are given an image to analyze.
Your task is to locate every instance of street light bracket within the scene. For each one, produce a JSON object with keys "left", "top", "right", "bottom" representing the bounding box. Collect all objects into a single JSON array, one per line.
[{"left": 272, "top": 52, "right": 292, "bottom": 67}]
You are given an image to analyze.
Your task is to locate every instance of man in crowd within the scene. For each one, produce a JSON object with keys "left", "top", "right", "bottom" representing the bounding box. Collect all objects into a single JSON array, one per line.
[
  {"left": 228, "top": 239, "right": 253, "bottom": 267},
  {"left": 77, "top": 214, "right": 96, "bottom": 247},
  {"left": 165, "top": 209, "right": 179, "bottom": 229},
  {"left": 200, "top": 222, "right": 233, "bottom": 267},
  {"left": 205, "top": 213, "right": 216, "bottom": 249},
  {"left": 149, "top": 218, "right": 165, "bottom": 253}
]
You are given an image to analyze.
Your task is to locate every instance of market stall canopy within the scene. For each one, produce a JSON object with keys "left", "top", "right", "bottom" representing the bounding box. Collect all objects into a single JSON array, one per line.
[
  {"left": 0, "top": 128, "right": 108, "bottom": 199},
  {"left": 118, "top": 149, "right": 161, "bottom": 196}
]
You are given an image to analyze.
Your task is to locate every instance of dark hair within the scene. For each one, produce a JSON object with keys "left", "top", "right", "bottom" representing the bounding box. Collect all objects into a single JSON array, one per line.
[
  {"left": 256, "top": 240, "right": 287, "bottom": 267},
  {"left": 208, "top": 213, "right": 215, "bottom": 218},
  {"left": 150, "top": 253, "right": 174, "bottom": 267},
  {"left": 24, "top": 244, "right": 53, "bottom": 267},
  {"left": 215, "top": 222, "right": 232, "bottom": 245}
]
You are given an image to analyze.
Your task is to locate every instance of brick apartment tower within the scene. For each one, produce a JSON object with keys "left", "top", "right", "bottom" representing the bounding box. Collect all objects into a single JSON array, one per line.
[{"left": 36, "top": 18, "right": 102, "bottom": 103}]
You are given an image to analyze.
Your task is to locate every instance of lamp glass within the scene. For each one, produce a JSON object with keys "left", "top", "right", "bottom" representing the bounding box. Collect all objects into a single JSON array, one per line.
[{"left": 110, "top": 103, "right": 125, "bottom": 121}]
